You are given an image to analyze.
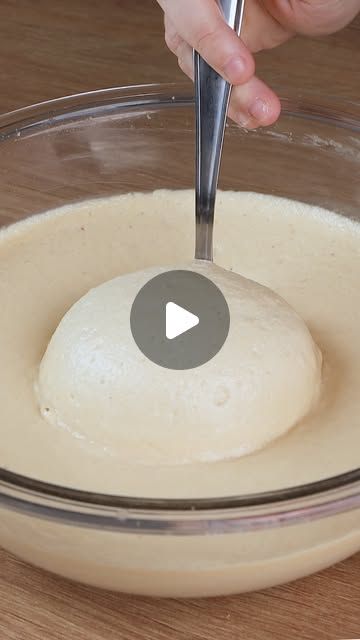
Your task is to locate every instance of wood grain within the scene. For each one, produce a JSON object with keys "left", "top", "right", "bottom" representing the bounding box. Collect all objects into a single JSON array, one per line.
[
  {"left": 0, "top": 551, "right": 359, "bottom": 640},
  {"left": 0, "top": 1, "right": 359, "bottom": 638}
]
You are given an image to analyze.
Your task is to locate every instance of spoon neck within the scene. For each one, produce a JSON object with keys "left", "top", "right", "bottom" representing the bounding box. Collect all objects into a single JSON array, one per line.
[
  {"left": 195, "top": 213, "right": 214, "bottom": 262},
  {"left": 193, "top": 0, "right": 246, "bottom": 262},
  {"left": 194, "top": 54, "right": 230, "bottom": 262}
]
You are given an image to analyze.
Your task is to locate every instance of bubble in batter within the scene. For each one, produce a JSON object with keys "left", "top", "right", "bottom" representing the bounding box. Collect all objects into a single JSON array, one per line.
[{"left": 36, "top": 260, "right": 322, "bottom": 465}]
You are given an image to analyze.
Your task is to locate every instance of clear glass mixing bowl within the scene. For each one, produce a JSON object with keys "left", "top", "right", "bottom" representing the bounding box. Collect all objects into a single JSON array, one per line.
[{"left": 0, "top": 85, "right": 359, "bottom": 597}]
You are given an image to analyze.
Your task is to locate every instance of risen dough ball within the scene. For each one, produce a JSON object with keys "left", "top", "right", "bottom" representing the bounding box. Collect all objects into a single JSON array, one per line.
[{"left": 36, "top": 261, "right": 322, "bottom": 465}]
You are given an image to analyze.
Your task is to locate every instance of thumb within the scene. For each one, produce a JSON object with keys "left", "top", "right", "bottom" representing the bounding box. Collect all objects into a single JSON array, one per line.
[{"left": 158, "top": 0, "right": 255, "bottom": 85}]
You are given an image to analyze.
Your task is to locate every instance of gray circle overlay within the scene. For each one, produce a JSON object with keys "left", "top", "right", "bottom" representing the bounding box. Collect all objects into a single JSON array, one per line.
[{"left": 130, "top": 269, "right": 230, "bottom": 370}]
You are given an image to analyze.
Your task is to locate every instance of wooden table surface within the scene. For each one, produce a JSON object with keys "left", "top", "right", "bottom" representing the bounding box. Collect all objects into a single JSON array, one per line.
[{"left": 0, "top": 1, "right": 359, "bottom": 638}]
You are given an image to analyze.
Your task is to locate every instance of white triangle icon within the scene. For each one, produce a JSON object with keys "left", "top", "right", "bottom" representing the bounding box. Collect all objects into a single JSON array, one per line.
[{"left": 166, "top": 302, "right": 199, "bottom": 340}]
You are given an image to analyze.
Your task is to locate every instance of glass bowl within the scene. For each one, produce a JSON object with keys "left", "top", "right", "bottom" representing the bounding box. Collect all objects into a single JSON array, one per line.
[{"left": 0, "top": 85, "right": 359, "bottom": 598}]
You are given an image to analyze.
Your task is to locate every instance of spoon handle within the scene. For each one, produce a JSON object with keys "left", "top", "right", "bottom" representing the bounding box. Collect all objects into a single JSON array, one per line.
[{"left": 194, "top": 0, "right": 245, "bottom": 261}]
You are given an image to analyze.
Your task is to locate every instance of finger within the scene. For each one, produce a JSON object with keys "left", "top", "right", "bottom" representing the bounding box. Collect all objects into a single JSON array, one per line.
[
  {"left": 177, "top": 40, "right": 195, "bottom": 80},
  {"left": 164, "top": 15, "right": 193, "bottom": 81},
  {"left": 173, "top": 41, "right": 281, "bottom": 129},
  {"left": 228, "top": 78, "right": 281, "bottom": 129},
  {"left": 160, "top": 0, "right": 255, "bottom": 85},
  {"left": 267, "top": 0, "right": 360, "bottom": 36},
  {"left": 240, "top": 0, "right": 292, "bottom": 52},
  {"left": 164, "top": 13, "right": 185, "bottom": 57}
]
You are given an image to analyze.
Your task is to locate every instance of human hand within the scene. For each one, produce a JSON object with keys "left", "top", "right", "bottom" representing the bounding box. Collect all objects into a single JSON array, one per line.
[{"left": 157, "top": 0, "right": 360, "bottom": 128}]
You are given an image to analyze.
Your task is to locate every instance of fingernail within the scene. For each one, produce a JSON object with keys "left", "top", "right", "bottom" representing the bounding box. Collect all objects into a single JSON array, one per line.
[
  {"left": 248, "top": 97, "right": 270, "bottom": 122},
  {"left": 223, "top": 57, "right": 246, "bottom": 83}
]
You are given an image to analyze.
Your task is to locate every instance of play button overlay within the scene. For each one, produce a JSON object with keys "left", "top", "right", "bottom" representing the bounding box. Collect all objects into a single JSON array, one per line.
[
  {"left": 130, "top": 269, "right": 230, "bottom": 370},
  {"left": 166, "top": 302, "right": 199, "bottom": 340}
]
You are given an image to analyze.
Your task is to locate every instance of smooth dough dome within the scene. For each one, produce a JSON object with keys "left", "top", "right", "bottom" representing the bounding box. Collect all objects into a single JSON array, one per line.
[{"left": 36, "top": 261, "right": 322, "bottom": 465}]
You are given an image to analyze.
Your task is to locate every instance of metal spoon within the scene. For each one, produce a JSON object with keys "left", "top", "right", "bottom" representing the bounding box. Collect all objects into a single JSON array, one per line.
[{"left": 194, "top": 0, "right": 246, "bottom": 261}]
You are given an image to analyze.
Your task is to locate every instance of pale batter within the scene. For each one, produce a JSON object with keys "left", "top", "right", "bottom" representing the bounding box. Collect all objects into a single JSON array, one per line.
[
  {"left": 36, "top": 260, "right": 321, "bottom": 465},
  {"left": 0, "top": 190, "right": 359, "bottom": 497}
]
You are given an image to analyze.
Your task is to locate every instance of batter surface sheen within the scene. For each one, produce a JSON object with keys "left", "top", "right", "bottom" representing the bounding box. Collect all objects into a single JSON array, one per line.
[{"left": 0, "top": 190, "right": 359, "bottom": 498}]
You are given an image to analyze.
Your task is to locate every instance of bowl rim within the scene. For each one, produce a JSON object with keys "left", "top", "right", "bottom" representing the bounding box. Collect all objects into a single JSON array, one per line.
[{"left": 0, "top": 84, "right": 359, "bottom": 533}]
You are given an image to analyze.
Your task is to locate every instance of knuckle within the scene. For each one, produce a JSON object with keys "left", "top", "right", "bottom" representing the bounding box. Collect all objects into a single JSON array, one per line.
[
  {"left": 176, "top": 42, "right": 193, "bottom": 78},
  {"left": 177, "top": 45, "right": 190, "bottom": 72},
  {"left": 178, "top": 55, "right": 190, "bottom": 78},
  {"left": 165, "top": 28, "right": 183, "bottom": 54},
  {"left": 178, "top": 55, "right": 186, "bottom": 72},
  {"left": 288, "top": 0, "right": 350, "bottom": 34},
  {"left": 193, "top": 23, "right": 219, "bottom": 55}
]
